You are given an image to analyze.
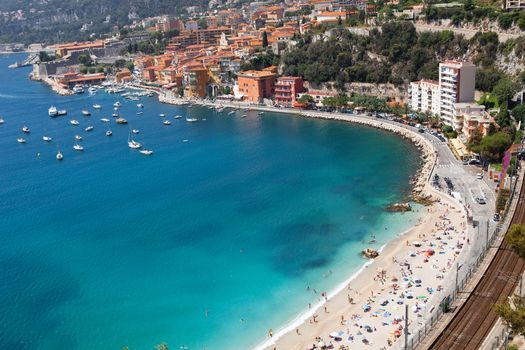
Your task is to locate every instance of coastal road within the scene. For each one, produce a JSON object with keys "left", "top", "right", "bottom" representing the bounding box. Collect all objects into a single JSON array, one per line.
[{"left": 428, "top": 178, "right": 525, "bottom": 350}]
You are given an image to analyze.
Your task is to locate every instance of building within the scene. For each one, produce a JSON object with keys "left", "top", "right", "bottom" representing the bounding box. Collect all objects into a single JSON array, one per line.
[
  {"left": 409, "top": 79, "right": 440, "bottom": 116},
  {"left": 116, "top": 69, "right": 132, "bottom": 83},
  {"left": 237, "top": 70, "right": 276, "bottom": 103},
  {"left": 275, "top": 76, "right": 304, "bottom": 107},
  {"left": 186, "top": 67, "right": 209, "bottom": 98},
  {"left": 439, "top": 60, "right": 476, "bottom": 127},
  {"left": 455, "top": 102, "right": 493, "bottom": 138},
  {"left": 505, "top": 0, "right": 525, "bottom": 9}
]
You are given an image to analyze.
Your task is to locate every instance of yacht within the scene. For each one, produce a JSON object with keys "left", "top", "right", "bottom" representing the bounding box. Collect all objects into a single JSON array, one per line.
[
  {"left": 85, "top": 126, "right": 94, "bottom": 132},
  {"left": 22, "top": 126, "right": 30, "bottom": 133},
  {"left": 48, "top": 106, "right": 58, "bottom": 116},
  {"left": 159, "top": 113, "right": 166, "bottom": 118},
  {"left": 43, "top": 136, "right": 52, "bottom": 142},
  {"left": 72, "top": 85, "right": 84, "bottom": 94},
  {"left": 186, "top": 117, "right": 198, "bottom": 123},
  {"left": 132, "top": 129, "right": 139, "bottom": 134},
  {"left": 100, "top": 118, "right": 110, "bottom": 122},
  {"left": 137, "top": 103, "right": 144, "bottom": 108},
  {"left": 75, "top": 135, "right": 82, "bottom": 141},
  {"left": 105, "top": 130, "right": 113, "bottom": 136},
  {"left": 56, "top": 151, "right": 63, "bottom": 160},
  {"left": 163, "top": 120, "right": 172, "bottom": 125},
  {"left": 88, "top": 86, "right": 97, "bottom": 94},
  {"left": 70, "top": 119, "right": 80, "bottom": 125},
  {"left": 82, "top": 110, "right": 91, "bottom": 116},
  {"left": 174, "top": 115, "right": 182, "bottom": 119},
  {"left": 93, "top": 104, "right": 102, "bottom": 109},
  {"left": 116, "top": 118, "right": 128, "bottom": 124},
  {"left": 73, "top": 143, "right": 84, "bottom": 151},
  {"left": 17, "top": 138, "right": 26, "bottom": 143},
  {"left": 139, "top": 149, "right": 154, "bottom": 155}
]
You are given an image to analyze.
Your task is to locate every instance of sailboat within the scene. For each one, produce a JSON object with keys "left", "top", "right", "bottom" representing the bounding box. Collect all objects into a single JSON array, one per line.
[
  {"left": 73, "top": 142, "right": 84, "bottom": 151},
  {"left": 128, "top": 132, "right": 141, "bottom": 149}
]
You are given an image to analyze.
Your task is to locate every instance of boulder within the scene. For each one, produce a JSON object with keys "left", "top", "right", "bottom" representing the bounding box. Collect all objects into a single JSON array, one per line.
[
  {"left": 362, "top": 248, "right": 379, "bottom": 259},
  {"left": 386, "top": 202, "right": 412, "bottom": 212}
]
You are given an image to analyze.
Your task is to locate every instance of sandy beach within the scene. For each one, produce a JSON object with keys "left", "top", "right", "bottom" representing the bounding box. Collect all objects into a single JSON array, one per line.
[{"left": 155, "top": 93, "right": 470, "bottom": 350}]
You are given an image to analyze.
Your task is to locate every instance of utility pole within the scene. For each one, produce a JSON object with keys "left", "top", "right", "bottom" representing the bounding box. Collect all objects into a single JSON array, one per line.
[
  {"left": 404, "top": 303, "right": 409, "bottom": 350},
  {"left": 486, "top": 219, "right": 489, "bottom": 250}
]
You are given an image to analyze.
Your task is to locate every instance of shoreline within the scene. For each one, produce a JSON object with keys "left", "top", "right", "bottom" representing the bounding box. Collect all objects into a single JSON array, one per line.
[{"left": 155, "top": 93, "right": 465, "bottom": 350}]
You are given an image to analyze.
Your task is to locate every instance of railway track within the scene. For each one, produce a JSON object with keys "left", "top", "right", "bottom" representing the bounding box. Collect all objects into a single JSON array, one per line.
[{"left": 430, "top": 184, "right": 525, "bottom": 350}]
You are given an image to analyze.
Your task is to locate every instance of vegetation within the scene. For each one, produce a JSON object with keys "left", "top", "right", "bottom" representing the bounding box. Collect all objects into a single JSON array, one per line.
[
  {"left": 474, "top": 132, "right": 512, "bottom": 161},
  {"left": 240, "top": 50, "right": 279, "bottom": 71}
]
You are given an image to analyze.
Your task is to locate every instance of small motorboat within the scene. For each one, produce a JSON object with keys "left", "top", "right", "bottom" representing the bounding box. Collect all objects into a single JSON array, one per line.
[
  {"left": 228, "top": 111, "right": 235, "bottom": 115},
  {"left": 112, "top": 113, "right": 119, "bottom": 118},
  {"left": 136, "top": 111, "right": 143, "bottom": 115},
  {"left": 93, "top": 104, "right": 102, "bottom": 109},
  {"left": 159, "top": 113, "right": 166, "bottom": 118},
  {"left": 57, "top": 109, "right": 67, "bottom": 116},
  {"left": 113, "top": 101, "right": 121, "bottom": 108},
  {"left": 22, "top": 126, "right": 30, "bottom": 133},
  {"left": 43, "top": 136, "right": 52, "bottom": 142},
  {"left": 163, "top": 120, "right": 171, "bottom": 125},
  {"left": 116, "top": 118, "right": 128, "bottom": 124},
  {"left": 73, "top": 143, "right": 84, "bottom": 151},
  {"left": 174, "top": 115, "right": 182, "bottom": 119},
  {"left": 48, "top": 106, "right": 58, "bottom": 116},
  {"left": 186, "top": 117, "right": 198, "bottom": 123},
  {"left": 0, "top": 117, "right": 4, "bottom": 124},
  {"left": 241, "top": 114, "right": 247, "bottom": 118},
  {"left": 137, "top": 103, "right": 144, "bottom": 108},
  {"left": 85, "top": 126, "right": 94, "bottom": 132},
  {"left": 100, "top": 118, "right": 110, "bottom": 123},
  {"left": 56, "top": 151, "right": 63, "bottom": 160},
  {"left": 132, "top": 129, "right": 139, "bottom": 134},
  {"left": 139, "top": 149, "right": 153, "bottom": 155},
  {"left": 70, "top": 119, "right": 80, "bottom": 125},
  {"left": 82, "top": 110, "right": 91, "bottom": 116},
  {"left": 17, "top": 138, "right": 26, "bottom": 143},
  {"left": 75, "top": 135, "right": 83, "bottom": 141},
  {"left": 128, "top": 140, "right": 141, "bottom": 149},
  {"left": 105, "top": 130, "right": 112, "bottom": 136}
]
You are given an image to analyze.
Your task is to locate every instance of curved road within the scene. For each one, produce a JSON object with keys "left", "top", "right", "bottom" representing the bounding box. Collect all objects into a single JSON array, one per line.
[{"left": 430, "top": 182, "right": 525, "bottom": 350}]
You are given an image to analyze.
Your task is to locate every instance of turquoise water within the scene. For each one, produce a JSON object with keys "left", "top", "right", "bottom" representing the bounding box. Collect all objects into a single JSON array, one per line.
[{"left": 0, "top": 53, "right": 422, "bottom": 350}]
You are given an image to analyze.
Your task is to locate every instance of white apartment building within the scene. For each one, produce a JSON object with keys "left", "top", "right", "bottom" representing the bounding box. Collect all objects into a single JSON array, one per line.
[
  {"left": 505, "top": 0, "right": 525, "bottom": 9},
  {"left": 410, "top": 79, "right": 440, "bottom": 116},
  {"left": 439, "top": 60, "right": 476, "bottom": 127}
]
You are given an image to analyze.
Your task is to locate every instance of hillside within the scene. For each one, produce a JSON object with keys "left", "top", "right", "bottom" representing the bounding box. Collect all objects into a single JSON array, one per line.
[{"left": 0, "top": 0, "right": 209, "bottom": 44}]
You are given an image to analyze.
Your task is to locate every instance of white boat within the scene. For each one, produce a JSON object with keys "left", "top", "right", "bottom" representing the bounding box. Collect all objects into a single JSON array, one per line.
[
  {"left": 56, "top": 151, "right": 63, "bottom": 160},
  {"left": 116, "top": 118, "right": 128, "bottom": 124},
  {"left": 70, "top": 119, "right": 80, "bottom": 125},
  {"left": 43, "top": 136, "right": 52, "bottom": 142},
  {"left": 105, "top": 130, "right": 112, "bottom": 136},
  {"left": 159, "top": 113, "right": 166, "bottom": 117},
  {"left": 48, "top": 106, "right": 58, "bottom": 116},
  {"left": 85, "top": 126, "right": 94, "bottom": 132},
  {"left": 0, "top": 117, "right": 4, "bottom": 124},
  {"left": 22, "top": 126, "right": 30, "bottom": 133},
  {"left": 112, "top": 113, "right": 119, "bottom": 118},
  {"left": 113, "top": 101, "right": 121, "bottom": 108},
  {"left": 17, "top": 138, "right": 26, "bottom": 143},
  {"left": 136, "top": 112, "right": 143, "bottom": 115},
  {"left": 72, "top": 85, "right": 84, "bottom": 94},
  {"left": 186, "top": 117, "right": 198, "bottom": 123},
  {"left": 93, "top": 104, "right": 102, "bottom": 109},
  {"left": 57, "top": 109, "right": 67, "bottom": 116},
  {"left": 132, "top": 129, "right": 139, "bottom": 134},
  {"left": 82, "top": 110, "right": 91, "bottom": 116},
  {"left": 163, "top": 120, "right": 172, "bottom": 125},
  {"left": 113, "top": 107, "right": 119, "bottom": 111},
  {"left": 73, "top": 143, "right": 84, "bottom": 151},
  {"left": 75, "top": 135, "right": 82, "bottom": 141},
  {"left": 88, "top": 86, "right": 97, "bottom": 93},
  {"left": 139, "top": 149, "right": 153, "bottom": 155},
  {"left": 137, "top": 103, "right": 144, "bottom": 108},
  {"left": 174, "top": 115, "right": 182, "bottom": 119},
  {"left": 241, "top": 114, "right": 247, "bottom": 118},
  {"left": 128, "top": 137, "right": 142, "bottom": 149},
  {"left": 100, "top": 118, "right": 110, "bottom": 122},
  {"left": 228, "top": 111, "right": 235, "bottom": 115}
]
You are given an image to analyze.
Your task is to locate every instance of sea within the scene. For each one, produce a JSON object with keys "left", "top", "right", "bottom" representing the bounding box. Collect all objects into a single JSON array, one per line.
[{"left": 0, "top": 53, "right": 423, "bottom": 350}]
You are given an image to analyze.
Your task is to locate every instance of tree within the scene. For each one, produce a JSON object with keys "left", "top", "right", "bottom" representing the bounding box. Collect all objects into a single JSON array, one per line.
[
  {"left": 262, "top": 31, "right": 268, "bottom": 48},
  {"left": 493, "top": 78, "right": 519, "bottom": 107},
  {"left": 78, "top": 54, "right": 91, "bottom": 66},
  {"left": 125, "top": 61, "right": 134, "bottom": 71},
  {"left": 495, "top": 293, "right": 525, "bottom": 336},
  {"left": 507, "top": 224, "right": 525, "bottom": 258},
  {"left": 79, "top": 66, "right": 88, "bottom": 74},
  {"left": 96, "top": 65, "right": 105, "bottom": 73},
  {"left": 298, "top": 94, "right": 314, "bottom": 104},
  {"left": 467, "top": 128, "right": 483, "bottom": 151},
  {"left": 512, "top": 104, "right": 525, "bottom": 124},
  {"left": 478, "top": 131, "right": 512, "bottom": 161}
]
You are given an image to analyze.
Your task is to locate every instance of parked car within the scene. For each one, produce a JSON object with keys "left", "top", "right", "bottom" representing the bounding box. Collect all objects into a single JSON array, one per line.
[
  {"left": 476, "top": 197, "right": 486, "bottom": 204},
  {"left": 476, "top": 173, "right": 483, "bottom": 179},
  {"left": 493, "top": 213, "right": 500, "bottom": 222}
]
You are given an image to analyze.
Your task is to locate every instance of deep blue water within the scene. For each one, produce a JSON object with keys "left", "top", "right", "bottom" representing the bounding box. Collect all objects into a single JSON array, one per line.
[{"left": 0, "top": 53, "right": 422, "bottom": 350}]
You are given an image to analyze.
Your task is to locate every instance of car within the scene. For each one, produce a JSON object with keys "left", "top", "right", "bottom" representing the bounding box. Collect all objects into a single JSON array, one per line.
[
  {"left": 476, "top": 197, "right": 487, "bottom": 205},
  {"left": 418, "top": 128, "right": 425, "bottom": 133},
  {"left": 469, "top": 159, "right": 481, "bottom": 165},
  {"left": 463, "top": 159, "right": 470, "bottom": 165},
  {"left": 493, "top": 213, "right": 500, "bottom": 222},
  {"left": 476, "top": 173, "right": 483, "bottom": 179}
]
